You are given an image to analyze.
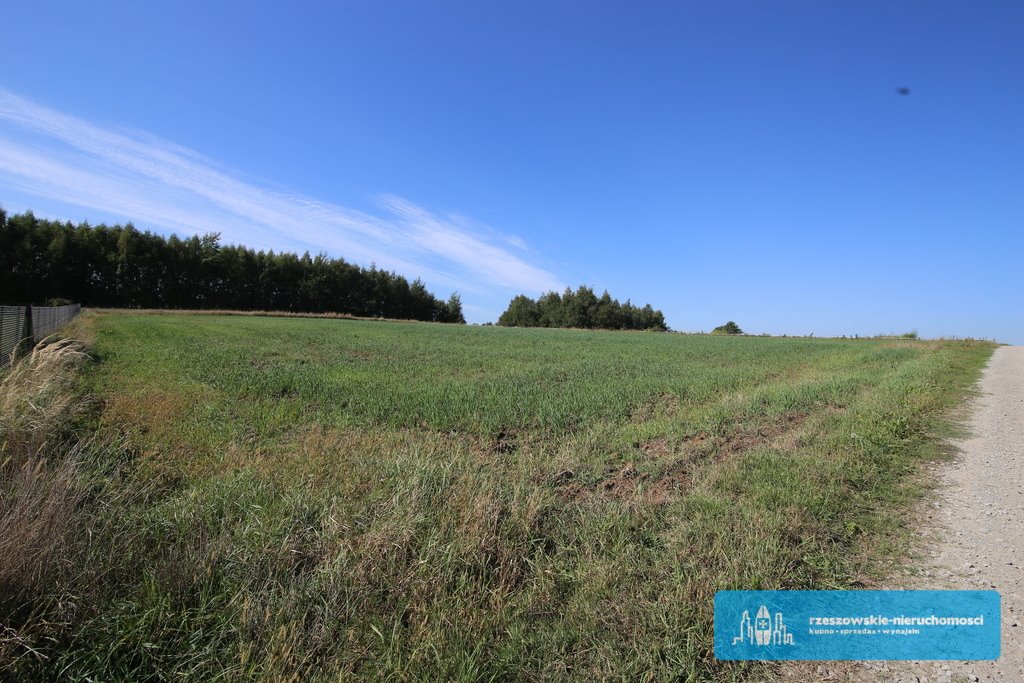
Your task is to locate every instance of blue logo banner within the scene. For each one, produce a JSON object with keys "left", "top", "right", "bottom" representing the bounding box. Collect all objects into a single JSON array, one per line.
[{"left": 714, "top": 590, "right": 1000, "bottom": 660}]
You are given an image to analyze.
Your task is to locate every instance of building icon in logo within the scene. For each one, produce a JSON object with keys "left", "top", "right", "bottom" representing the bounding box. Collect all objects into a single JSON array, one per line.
[{"left": 732, "top": 605, "right": 794, "bottom": 646}]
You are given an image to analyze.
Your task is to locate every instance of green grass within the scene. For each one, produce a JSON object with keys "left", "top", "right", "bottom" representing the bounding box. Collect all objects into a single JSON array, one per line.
[{"left": 2, "top": 312, "right": 994, "bottom": 681}]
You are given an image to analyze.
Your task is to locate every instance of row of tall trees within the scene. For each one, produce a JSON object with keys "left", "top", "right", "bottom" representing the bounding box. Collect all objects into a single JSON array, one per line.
[
  {"left": 497, "top": 286, "right": 668, "bottom": 331},
  {"left": 0, "top": 209, "right": 465, "bottom": 322}
]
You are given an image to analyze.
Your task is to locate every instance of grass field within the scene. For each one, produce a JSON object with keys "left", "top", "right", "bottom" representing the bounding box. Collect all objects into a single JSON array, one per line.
[{"left": 1, "top": 312, "right": 994, "bottom": 681}]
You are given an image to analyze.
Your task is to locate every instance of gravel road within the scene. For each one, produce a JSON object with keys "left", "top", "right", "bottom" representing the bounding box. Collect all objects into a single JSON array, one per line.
[{"left": 859, "top": 345, "right": 1024, "bottom": 682}]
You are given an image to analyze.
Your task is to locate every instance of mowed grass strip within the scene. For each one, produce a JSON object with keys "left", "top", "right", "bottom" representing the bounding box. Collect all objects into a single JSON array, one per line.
[{"left": 5, "top": 312, "right": 992, "bottom": 681}]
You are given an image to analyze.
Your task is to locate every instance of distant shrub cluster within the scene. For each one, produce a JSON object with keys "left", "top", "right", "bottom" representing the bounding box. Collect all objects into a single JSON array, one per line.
[
  {"left": 0, "top": 209, "right": 464, "bottom": 322},
  {"left": 711, "top": 321, "right": 743, "bottom": 335},
  {"left": 497, "top": 286, "right": 668, "bottom": 331}
]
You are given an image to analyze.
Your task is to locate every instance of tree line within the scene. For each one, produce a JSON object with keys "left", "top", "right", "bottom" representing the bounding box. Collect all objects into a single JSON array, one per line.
[
  {"left": 497, "top": 286, "right": 668, "bottom": 331},
  {"left": 0, "top": 209, "right": 465, "bottom": 322}
]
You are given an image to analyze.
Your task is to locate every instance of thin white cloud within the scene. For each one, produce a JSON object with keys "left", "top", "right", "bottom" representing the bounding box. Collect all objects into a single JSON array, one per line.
[
  {"left": 379, "top": 195, "right": 563, "bottom": 291},
  {"left": 0, "top": 88, "right": 562, "bottom": 300}
]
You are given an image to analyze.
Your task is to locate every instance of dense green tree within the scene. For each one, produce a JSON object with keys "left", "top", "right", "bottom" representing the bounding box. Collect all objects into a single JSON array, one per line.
[
  {"left": 712, "top": 321, "right": 743, "bottom": 335},
  {"left": 497, "top": 295, "right": 540, "bottom": 327},
  {"left": 565, "top": 285, "right": 598, "bottom": 328},
  {"left": 593, "top": 290, "right": 619, "bottom": 329},
  {"left": 0, "top": 210, "right": 465, "bottom": 323},
  {"left": 437, "top": 292, "right": 464, "bottom": 324},
  {"left": 496, "top": 286, "right": 667, "bottom": 331},
  {"left": 536, "top": 291, "right": 565, "bottom": 327}
]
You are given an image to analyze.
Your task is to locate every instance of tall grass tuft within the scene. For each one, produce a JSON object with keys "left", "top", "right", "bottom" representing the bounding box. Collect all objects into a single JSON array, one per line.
[
  {"left": 1, "top": 337, "right": 91, "bottom": 457},
  {"left": 0, "top": 338, "right": 92, "bottom": 670}
]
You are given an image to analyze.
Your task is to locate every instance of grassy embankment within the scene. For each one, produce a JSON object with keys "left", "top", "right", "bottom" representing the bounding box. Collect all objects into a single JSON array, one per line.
[{"left": 0, "top": 312, "right": 993, "bottom": 681}]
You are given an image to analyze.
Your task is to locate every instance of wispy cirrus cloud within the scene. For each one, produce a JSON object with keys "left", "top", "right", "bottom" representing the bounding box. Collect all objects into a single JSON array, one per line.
[{"left": 0, "top": 88, "right": 562, "bottom": 313}]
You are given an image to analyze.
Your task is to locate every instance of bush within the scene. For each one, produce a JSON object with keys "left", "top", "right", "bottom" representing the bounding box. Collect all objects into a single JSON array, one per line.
[{"left": 711, "top": 321, "right": 743, "bottom": 335}]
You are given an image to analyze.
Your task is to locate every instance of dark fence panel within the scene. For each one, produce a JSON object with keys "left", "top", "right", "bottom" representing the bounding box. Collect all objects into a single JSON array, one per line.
[
  {"left": 1, "top": 306, "right": 29, "bottom": 367},
  {"left": 0, "top": 304, "right": 81, "bottom": 367},
  {"left": 32, "top": 303, "right": 82, "bottom": 339}
]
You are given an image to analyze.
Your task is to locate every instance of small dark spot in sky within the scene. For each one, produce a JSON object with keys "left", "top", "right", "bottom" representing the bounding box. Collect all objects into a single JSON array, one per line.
[{"left": 897, "top": 87, "right": 911, "bottom": 96}]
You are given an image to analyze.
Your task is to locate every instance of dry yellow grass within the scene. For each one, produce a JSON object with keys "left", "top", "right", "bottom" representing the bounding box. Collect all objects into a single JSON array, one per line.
[{"left": 0, "top": 337, "right": 93, "bottom": 668}]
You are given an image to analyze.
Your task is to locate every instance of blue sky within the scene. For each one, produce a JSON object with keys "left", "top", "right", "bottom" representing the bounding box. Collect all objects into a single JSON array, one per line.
[{"left": 1, "top": 1, "right": 1021, "bottom": 342}]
